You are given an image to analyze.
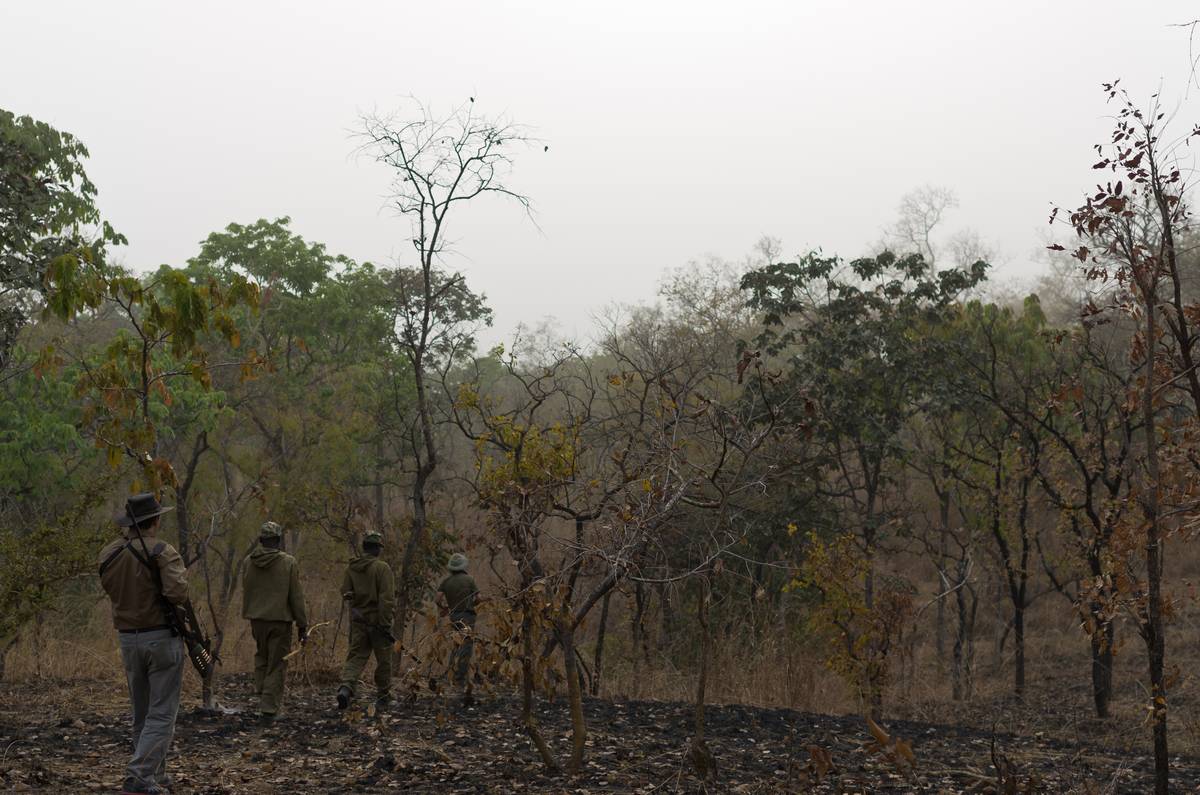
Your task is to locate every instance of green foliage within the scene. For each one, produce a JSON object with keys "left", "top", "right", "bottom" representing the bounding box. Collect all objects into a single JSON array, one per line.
[
  {"left": 793, "top": 531, "right": 914, "bottom": 709},
  {"left": 41, "top": 261, "right": 260, "bottom": 488},
  {"left": 0, "top": 472, "right": 116, "bottom": 644},
  {"left": 742, "top": 250, "right": 988, "bottom": 544},
  {"left": 0, "top": 108, "right": 125, "bottom": 368}
]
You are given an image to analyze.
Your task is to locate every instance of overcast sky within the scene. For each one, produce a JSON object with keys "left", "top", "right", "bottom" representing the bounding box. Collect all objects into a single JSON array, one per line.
[{"left": 5, "top": 1, "right": 1199, "bottom": 343}]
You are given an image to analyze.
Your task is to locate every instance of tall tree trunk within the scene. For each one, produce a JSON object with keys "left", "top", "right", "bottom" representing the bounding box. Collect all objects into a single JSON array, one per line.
[
  {"left": 657, "top": 582, "right": 674, "bottom": 654},
  {"left": 1013, "top": 601, "right": 1025, "bottom": 698},
  {"left": 689, "top": 579, "right": 717, "bottom": 781},
  {"left": 951, "top": 561, "right": 971, "bottom": 702},
  {"left": 561, "top": 624, "right": 586, "bottom": 774},
  {"left": 1141, "top": 293, "right": 1169, "bottom": 795},
  {"left": 0, "top": 633, "right": 17, "bottom": 681},
  {"left": 1090, "top": 616, "right": 1114, "bottom": 719},
  {"left": 628, "top": 583, "right": 648, "bottom": 696},
  {"left": 935, "top": 475, "right": 951, "bottom": 673},
  {"left": 591, "top": 590, "right": 612, "bottom": 697},
  {"left": 394, "top": 466, "right": 431, "bottom": 650},
  {"left": 521, "top": 599, "right": 557, "bottom": 772},
  {"left": 393, "top": 346, "right": 438, "bottom": 655}
]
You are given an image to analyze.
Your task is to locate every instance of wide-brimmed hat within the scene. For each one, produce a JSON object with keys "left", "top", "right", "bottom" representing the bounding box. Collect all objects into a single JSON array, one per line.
[
  {"left": 115, "top": 493, "right": 174, "bottom": 527},
  {"left": 448, "top": 553, "right": 468, "bottom": 572},
  {"left": 260, "top": 521, "right": 283, "bottom": 539}
]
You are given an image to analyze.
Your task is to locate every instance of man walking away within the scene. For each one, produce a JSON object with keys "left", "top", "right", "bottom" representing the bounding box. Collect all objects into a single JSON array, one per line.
[
  {"left": 241, "top": 521, "right": 307, "bottom": 725},
  {"left": 337, "top": 531, "right": 395, "bottom": 709},
  {"left": 98, "top": 493, "right": 189, "bottom": 795},
  {"left": 437, "top": 553, "right": 479, "bottom": 704}
]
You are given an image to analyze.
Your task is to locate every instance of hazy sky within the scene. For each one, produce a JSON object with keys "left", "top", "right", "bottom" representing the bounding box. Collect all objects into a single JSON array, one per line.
[{"left": 5, "top": 1, "right": 1199, "bottom": 343}]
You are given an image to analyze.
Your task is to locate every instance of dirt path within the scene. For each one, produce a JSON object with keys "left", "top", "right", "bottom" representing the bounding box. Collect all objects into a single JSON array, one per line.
[{"left": 0, "top": 676, "right": 1193, "bottom": 793}]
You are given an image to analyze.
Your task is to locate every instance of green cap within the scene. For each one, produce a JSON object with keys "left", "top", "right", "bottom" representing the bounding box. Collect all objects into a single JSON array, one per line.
[
  {"left": 448, "top": 553, "right": 468, "bottom": 572},
  {"left": 260, "top": 521, "right": 282, "bottom": 539},
  {"left": 363, "top": 531, "right": 384, "bottom": 546}
]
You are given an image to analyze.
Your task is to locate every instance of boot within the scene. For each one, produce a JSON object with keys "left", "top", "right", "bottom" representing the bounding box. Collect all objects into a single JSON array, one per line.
[{"left": 336, "top": 686, "right": 352, "bottom": 710}]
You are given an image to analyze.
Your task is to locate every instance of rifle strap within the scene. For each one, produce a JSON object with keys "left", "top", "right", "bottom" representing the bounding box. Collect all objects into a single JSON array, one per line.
[
  {"left": 98, "top": 542, "right": 132, "bottom": 578},
  {"left": 126, "top": 534, "right": 178, "bottom": 636}
]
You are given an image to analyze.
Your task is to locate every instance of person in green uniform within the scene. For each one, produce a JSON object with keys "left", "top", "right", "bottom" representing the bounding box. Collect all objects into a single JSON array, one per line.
[
  {"left": 241, "top": 521, "right": 307, "bottom": 725},
  {"left": 337, "top": 531, "right": 395, "bottom": 709},
  {"left": 436, "top": 553, "right": 479, "bottom": 702}
]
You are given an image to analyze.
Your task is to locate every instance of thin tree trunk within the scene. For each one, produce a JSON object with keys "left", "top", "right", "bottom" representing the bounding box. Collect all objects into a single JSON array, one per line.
[
  {"left": 1090, "top": 617, "right": 1114, "bottom": 719},
  {"left": 561, "top": 624, "right": 586, "bottom": 774},
  {"left": 935, "top": 479, "right": 950, "bottom": 673},
  {"left": 591, "top": 590, "right": 612, "bottom": 697},
  {"left": 0, "top": 633, "right": 17, "bottom": 681},
  {"left": 33, "top": 612, "right": 43, "bottom": 679},
  {"left": 521, "top": 601, "right": 557, "bottom": 772},
  {"left": 657, "top": 582, "right": 674, "bottom": 654},
  {"left": 632, "top": 582, "right": 649, "bottom": 694},
  {"left": 952, "top": 563, "right": 968, "bottom": 702},
  {"left": 1141, "top": 294, "right": 1169, "bottom": 795},
  {"left": 689, "top": 579, "right": 716, "bottom": 780},
  {"left": 1013, "top": 602, "right": 1025, "bottom": 698}
]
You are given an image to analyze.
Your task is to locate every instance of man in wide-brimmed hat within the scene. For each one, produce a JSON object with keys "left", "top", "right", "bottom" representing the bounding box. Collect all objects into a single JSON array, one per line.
[
  {"left": 436, "top": 552, "right": 479, "bottom": 704},
  {"left": 336, "top": 531, "right": 395, "bottom": 709},
  {"left": 98, "top": 493, "right": 191, "bottom": 795},
  {"left": 242, "top": 521, "right": 308, "bottom": 726}
]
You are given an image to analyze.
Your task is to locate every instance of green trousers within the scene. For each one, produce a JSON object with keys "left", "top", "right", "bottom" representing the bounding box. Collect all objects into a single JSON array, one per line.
[
  {"left": 251, "top": 619, "right": 292, "bottom": 716},
  {"left": 449, "top": 612, "right": 476, "bottom": 687},
  {"left": 339, "top": 622, "right": 392, "bottom": 698}
]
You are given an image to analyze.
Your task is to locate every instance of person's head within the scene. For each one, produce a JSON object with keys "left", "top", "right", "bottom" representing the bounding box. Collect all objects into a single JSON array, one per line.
[
  {"left": 259, "top": 521, "right": 283, "bottom": 549},
  {"left": 362, "top": 531, "right": 384, "bottom": 557},
  {"left": 117, "top": 493, "right": 173, "bottom": 535},
  {"left": 448, "top": 553, "right": 468, "bottom": 573}
]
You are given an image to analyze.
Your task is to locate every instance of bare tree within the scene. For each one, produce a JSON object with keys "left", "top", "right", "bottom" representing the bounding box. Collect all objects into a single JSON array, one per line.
[
  {"left": 890, "top": 185, "right": 959, "bottom": 271},
  {"left": 359, "top": 99, "right": 536, "bottom": 643}
]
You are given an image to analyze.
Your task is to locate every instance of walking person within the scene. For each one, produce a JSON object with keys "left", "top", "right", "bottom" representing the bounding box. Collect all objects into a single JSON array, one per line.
[
  {"left": 241, "top": 521, "right": 307, "bottom": 725},
  {"left": 336, "top": 531, "right": 395, "bottom": 709},
  {"left": 98, "top": 493, "right": 190, "bottom": 795},
  {"left": 436, "top": 553, "right": 479, "bottom": 705}
]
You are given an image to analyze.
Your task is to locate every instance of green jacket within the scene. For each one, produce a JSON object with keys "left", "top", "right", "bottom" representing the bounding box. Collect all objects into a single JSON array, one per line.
[
  {"left": 242, "top": 546, "right": 308, "bottom": 625},
  {"left": 438, "top": 572, "right": 479, "bottom": 616},
  {"left": 341, "top": 555, "right": 395, "bottom": 627}
]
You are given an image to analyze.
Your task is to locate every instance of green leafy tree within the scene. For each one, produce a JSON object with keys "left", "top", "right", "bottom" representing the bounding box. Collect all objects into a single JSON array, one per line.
[
  {"left": 0, "top": 109, "right": 123, "bottom": 373},
  {"left": 742, "top": 249, "right": 986, "bottom": 710}
]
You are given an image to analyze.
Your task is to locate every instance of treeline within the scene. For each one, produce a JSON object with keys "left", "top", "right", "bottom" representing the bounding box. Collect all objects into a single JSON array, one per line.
[{"left": 1, "top": 89, "right": 1197, "bottom": 789}]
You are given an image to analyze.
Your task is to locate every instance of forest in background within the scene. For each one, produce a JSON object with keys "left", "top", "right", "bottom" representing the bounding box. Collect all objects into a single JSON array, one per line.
[{"left": 3, "top": 79, "right": 1200, "bottom": 792}]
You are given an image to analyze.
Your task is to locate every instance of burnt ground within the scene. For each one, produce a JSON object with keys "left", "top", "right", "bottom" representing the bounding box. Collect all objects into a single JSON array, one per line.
[{"left": 0, "top": 675, "right": 1196, "bottom": 794}]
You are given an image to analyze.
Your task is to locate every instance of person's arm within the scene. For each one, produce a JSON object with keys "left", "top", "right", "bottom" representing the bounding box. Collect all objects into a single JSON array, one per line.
[
  {"left": 376, "top": 563, "right": 396, "bottom": 628},
  {"left": 157, "top": 545, "right": 189, "bottom": 606},
  {"left": 341, "top": 567, "right": 353, "bottom": 600},
  {"left": 289, "top": 558, "right": 308, "bottom": 631},
  {"left": 435, "top": 584, "right": 449, "bottom": 617}
]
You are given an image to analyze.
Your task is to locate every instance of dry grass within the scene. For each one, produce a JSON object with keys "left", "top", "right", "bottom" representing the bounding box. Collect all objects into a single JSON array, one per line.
[{"left": 9, "top": 556, "right": 1200, "bottom": 763}]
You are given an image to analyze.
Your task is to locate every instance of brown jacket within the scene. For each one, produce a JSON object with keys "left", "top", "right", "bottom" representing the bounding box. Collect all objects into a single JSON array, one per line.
[{"left": 98, "top": 532, "right": 189, "bottom": 631}]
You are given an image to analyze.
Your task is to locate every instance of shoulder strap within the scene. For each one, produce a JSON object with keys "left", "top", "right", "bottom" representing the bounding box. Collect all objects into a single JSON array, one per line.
[
  {"left": 125, "top": 538, "right": 165, "bottom": 572},
  {"left": 98, "top": 539, "right": 165, "bottom": 577},
  {"left": 98, "top": 542, "right": 132, "bottom": 578}
]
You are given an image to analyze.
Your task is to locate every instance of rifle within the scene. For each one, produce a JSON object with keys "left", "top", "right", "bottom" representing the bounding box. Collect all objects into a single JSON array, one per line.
[{"left": 167, "top": 596, "right": 220, "bottom": 680}]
